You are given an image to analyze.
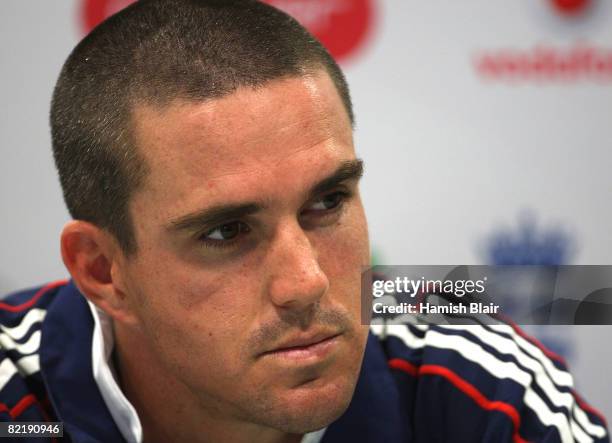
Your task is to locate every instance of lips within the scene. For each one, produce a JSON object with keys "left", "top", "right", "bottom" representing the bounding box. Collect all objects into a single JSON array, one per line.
[{"left": 260, "top": 331, "right": 342, "bottom": 359}]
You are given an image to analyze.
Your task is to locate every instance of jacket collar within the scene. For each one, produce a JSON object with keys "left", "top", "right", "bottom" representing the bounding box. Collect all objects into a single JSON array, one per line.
[{"left": 40, "top": 281, "right": 126, "bottom": 443}]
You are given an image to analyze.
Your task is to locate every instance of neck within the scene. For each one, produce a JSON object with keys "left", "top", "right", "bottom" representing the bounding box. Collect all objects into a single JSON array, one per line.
[{"left": 113, "top": 323, "right": 303, "bottom": 443}]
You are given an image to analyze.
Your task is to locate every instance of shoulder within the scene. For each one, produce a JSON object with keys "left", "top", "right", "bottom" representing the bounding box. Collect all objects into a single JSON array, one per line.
[
  {"left": 369, "top": 321, "right": 609, "bottom": 443},
  {"left": 0, "top": 280, "right": 68, "bottom": 422},
  {"left": 0, "top": 280, "right": 67, "bottom": 312}
]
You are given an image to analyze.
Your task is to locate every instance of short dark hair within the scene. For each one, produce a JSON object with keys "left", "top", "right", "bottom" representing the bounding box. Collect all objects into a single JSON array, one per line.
[{"left": 51, "top": 0, "right": 354, "bottom": 254}]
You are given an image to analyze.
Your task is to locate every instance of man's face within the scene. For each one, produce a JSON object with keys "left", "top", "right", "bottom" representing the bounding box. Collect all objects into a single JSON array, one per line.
[{"left": 119, "top": 71, "right": 370, "bottom": 433}]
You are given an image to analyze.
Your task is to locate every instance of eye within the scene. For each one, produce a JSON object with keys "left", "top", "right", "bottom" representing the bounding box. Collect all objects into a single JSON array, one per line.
[
  {"left": 201, "top": 221, "right": 251, "bottom": 242},
  {"left": 301, "top": 191, "right": 351, "bottom": 220},
  {"left": 307, "top": 191, "right": 348, "bottom": 212}
]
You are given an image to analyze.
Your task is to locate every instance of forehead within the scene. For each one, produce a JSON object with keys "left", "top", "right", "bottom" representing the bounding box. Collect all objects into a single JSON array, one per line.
[{"left": 129, "top": 72, "right": 354, "bottom": 218}]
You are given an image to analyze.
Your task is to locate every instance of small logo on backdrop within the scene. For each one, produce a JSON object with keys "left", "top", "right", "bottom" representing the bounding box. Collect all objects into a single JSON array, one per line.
[
  {"left": 262, "top": 0, "right": 375, "bottom": 63},
  {"left": 474, "top": 0, "right": 612, "bottom": 83},
  {"left": 81, "top": 0, "right": 376, "bottom": 63},
  {"left": 482, "top": 211, "right": 577, "bottom": 358},
  {"left": 534, "top": 0, "right": 605, "bottom": 27},
  {"left": 550, "top": 0, "right": 592, "bottom": 17},
  {"left": 484, "top": 211, "right": 575, "bottom": 266},
  {"left": 475, "top": 43, "right": 612, "bottom": 83}
]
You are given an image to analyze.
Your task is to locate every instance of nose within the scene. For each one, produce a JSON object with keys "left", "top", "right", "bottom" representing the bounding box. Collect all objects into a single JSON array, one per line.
[{"left": 265, "top": 220, "right": 330, "bottom": 311}]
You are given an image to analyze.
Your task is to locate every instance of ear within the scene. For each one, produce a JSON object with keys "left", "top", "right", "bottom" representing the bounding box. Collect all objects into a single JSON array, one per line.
[{"left": 60, "top": 220, "right": 139, "bottom": 326}]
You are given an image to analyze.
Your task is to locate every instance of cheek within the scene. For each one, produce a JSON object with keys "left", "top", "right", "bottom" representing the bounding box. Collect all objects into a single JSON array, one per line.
[
  {"left": 317, "top": 203, "right": 370, "bottom": 304},
  {"left": 135, "top": 286, "right": 259, "bottom": 394},
  {"left": 322, "top": 203, "right": 369, "bottom": 270},
  {"left": 125, "top": 254, "right": 263, "bottom": 380}
]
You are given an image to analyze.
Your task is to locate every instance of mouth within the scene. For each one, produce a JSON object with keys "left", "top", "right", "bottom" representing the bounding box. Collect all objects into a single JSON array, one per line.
[{"left": 260, "top": 332, "right": 342, "bottom": 362}]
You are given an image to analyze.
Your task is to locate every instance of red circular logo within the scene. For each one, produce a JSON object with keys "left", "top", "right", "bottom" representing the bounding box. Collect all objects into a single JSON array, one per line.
[
  {"left": 549, "top": 0, "right": 592, "bottom": 16},
  {"left": 82, "top": 0, "right": 136, "bottom": 33},
  {"left": 262, "top": 0, "right": 374, "bottom": 62},
  {"left": 82, "top": 0, "right": 375, "bottom": 63}
]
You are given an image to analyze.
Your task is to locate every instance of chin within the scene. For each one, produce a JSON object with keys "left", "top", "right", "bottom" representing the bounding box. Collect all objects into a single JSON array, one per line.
[
  {"left": 238, "top": 329, "right": 368, "bottom": 434},
  {"left": 264, "top": 372, "right": 359, "bottom": 434}
]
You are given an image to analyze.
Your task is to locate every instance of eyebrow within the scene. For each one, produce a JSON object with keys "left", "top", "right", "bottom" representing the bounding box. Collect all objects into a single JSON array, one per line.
[
  {"left": 311, "top": 158, "right": 363, "bottom": 196},
  {"left": 167, "top": 158, "right": 364, "bottom": 233}
]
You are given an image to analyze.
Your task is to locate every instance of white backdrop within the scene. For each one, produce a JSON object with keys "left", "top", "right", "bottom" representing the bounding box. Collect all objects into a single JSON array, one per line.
[{"left": 1, "top": 0, "right": 610, "bottom": 422}]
